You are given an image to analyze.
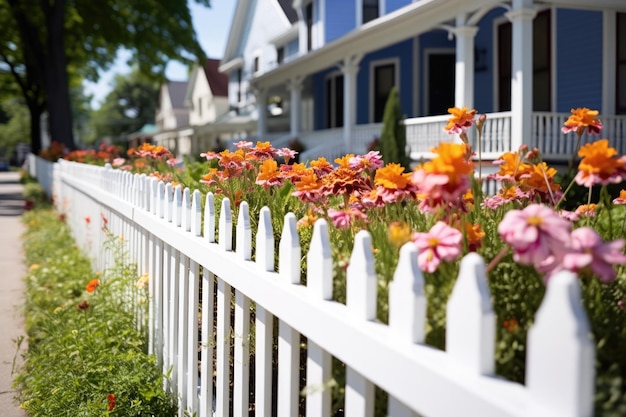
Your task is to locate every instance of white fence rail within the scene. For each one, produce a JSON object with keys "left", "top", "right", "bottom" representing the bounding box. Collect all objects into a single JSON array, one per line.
[{"left": 34, "top": 155, "right": 595, "bottom": 417}]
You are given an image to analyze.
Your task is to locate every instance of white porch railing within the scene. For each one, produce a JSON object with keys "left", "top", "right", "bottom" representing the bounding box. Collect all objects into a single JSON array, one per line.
[
  {"left": 299, "top": 123, "right": 382, "bottom": 163},
  {"left": 404, "top": 112, "right": 512, "bottom": 161},
  {"left": 532, "top": 112, "right": 626, "bottom": 160},
  {"left": 33, "top": 155, "right": 597, "bottom": 417}
]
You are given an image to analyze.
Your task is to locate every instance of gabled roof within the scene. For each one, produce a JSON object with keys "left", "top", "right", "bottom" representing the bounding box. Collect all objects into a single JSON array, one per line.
[
  {"left": 221, "top": 0, "right": 295, "bottom": 71},
  {"left": 204, "top": 59, "right": 229, "bottom": 97},
  {"left": 166, "top": 81, "right": 188, "bottom": 109}
]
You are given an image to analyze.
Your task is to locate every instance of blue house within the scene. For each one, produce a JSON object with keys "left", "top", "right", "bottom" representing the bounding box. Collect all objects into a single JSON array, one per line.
[{"left": 220, "top": 0, "right": 626, "bottom": 162}]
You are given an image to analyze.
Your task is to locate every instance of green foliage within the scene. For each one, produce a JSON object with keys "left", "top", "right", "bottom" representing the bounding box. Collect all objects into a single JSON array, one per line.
[
  {"left": 0, "top": 99, "right": 30, "bottom": 160},
  {"left": 379, "top": 86, "right": 409, "bottom": 168},
  {"left": 22, "top": 182, "right": 50, "bottom": 208},
  {"left": 16, "top": 208, "right": 177, "bottom": 416},
  {"left": 86, "top": 70, "right": 159, "bottom": 144}
]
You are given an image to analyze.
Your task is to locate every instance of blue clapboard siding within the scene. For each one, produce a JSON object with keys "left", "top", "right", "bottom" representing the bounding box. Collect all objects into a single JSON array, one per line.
[
  {"left": 356, "top": 39, "right": 415, "bottom": 123},
  {"left": 556, "top": 9, "right": 603, "bottom": 112},
  {"left": 325, "top": 0, "right": 356, "bottom": 43},
  {"left": 385, "top": 0, "right": 412, "bottom": 14}
]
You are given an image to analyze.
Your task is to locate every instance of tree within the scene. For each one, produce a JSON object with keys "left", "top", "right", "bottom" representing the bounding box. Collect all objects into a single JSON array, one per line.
[
  {"left": 380, "top": 86, "right": 409, "bottom": 168},
  {"left": 87, "top": 70, "right": 159, "bottom": 144},
  {"left": 0, "top": 0, "right": 209, "bottom": 153},
  {"left": 0, "top": 99, "right": 30, "bottom": 161}
]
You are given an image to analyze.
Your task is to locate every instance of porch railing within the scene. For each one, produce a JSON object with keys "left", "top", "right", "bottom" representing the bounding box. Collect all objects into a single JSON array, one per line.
[
  {"left": 33, "top": 154, "right": 596, "bottom": 417},
  {"left": 299, "top": 123, "right": 382, "bottom": 163}
]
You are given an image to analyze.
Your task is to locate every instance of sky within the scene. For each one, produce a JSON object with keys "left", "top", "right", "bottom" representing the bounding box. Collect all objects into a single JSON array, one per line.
[{"left": 83, "top": 1, "right": 237, "bottom": 109}]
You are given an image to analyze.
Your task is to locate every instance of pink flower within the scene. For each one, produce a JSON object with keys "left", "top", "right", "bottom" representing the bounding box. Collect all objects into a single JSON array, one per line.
[
  {"left": 349, "top": 151, "right": 384, "bottom": 173},
  {"left": 327, "top": 208, "right": 368, "bottom": 229},
  {"left": 112, "top": 157, "right": 126, "bottom": 167},
  {"left": 233, "top": 140, "right": 253, "bottom": 149},
  {"left": 498, "top": 204, "right": 571, "bottom": 273},
  {"left": 562, "top": 227, "right": 626, "bottom": 283},
  {"left": 277, "top": 147, "right": 298, "bottom": 163},
  {"left": 412, "top": 222, "right": 462, "bottom": 273}
]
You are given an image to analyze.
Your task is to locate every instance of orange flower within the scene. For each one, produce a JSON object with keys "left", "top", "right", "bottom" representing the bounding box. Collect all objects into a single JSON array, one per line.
[
  {"left": 575, "top": 139, "right": 624, "bottom": 187},
  {"left": 561, "top": 107, "right": 602, "bottom": 135},
  {"left": 444, "top": 106, "right": 477, "bottom": 135},
  {"left": 85, "top": 216, "right": 91, "bottom": 224},
  {"left": 387, "top": 222, "right": 412, "bottom": 249},
  {"left": 522, "top": 163, "right": 560, "bottom": 194},
  {"left": 323, "top": 167, "right": 368, "bottom": 197},
  {"left": 310, "top": 157, "right": 334, "bottom": 177},
  {"left": 613, "top": 190, "right": 626, "bottom": 205},
  {"left": 86, "top": 279, "right": 100, "bottom": 293},
  {"left": 423, "top": 142, "right": 475, "bottom": 186},
  {"left": 464, "top": 221, "right": 485, "bottom": 251},
  {"left": 256, "top": 159, "right": 283, "bottom": 187},
  {"left": 247, "top": 141, "right": 277, "bottom": 160},
  {"left": 374, "top": 163, "right": 411, "bottom": 189},
  {"left": 335, "top": 154, "right": 355, "bottom": 169},
  {"left": 292, "top": 173, "right": 324, "bottom": 202}
]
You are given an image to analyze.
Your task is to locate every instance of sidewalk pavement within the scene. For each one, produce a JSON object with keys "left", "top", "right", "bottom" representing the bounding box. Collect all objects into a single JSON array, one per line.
[{"left": 0, "top": 171, "right": 27, "bottom": 416}]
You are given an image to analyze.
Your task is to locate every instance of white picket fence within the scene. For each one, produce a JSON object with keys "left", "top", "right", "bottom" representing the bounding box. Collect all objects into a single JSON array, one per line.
[{"left": 34, "top": 155, "right": 595, "bottom": 417}]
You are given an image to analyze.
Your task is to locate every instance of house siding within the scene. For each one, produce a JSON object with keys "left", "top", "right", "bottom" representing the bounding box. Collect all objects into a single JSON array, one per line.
[
  {"left": 357, "top": 39, "right": 414, "bottom": 123},
  {"left": 385, "top": 0, "right": 411, "bottom": 15},
  {"left": 556, "top": 8, "right": 603, "bottom": 112},
  {"left": 325, "top": 0, "right": 356, "bottom": 43},
  {"left": 286, "top": 38, "right": 299, "bottom": 61}
]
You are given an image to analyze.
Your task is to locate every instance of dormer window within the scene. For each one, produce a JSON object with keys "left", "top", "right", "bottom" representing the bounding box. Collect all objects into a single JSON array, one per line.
[
  {"left": 277, "top": 46, "right": 285, "bottom": 65},
  {"left": 363, "top": 0, "right": 379, "bottom": 24},
  {"left": 253, "top": 56, "right": 260, "bottom": 74}
]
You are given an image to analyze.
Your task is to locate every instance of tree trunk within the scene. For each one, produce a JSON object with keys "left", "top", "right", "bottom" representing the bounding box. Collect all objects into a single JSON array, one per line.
[
  {"left": 43, "top": 0, "right": 75, "bottom": 150},
  {"left": 27, "top": 104, "right": 43, "bottom": 155}
]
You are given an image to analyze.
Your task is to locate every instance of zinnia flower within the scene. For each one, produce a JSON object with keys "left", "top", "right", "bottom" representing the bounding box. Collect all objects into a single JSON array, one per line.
[
  {"left": 412, "top": 222, "right": 462, "bottom": 273},
  {"left": 327, "top": 207, "right": 367, "bottom": 229},
  {"left": 613, "top": 190, "right": 626, "bottom": 205},
  {"left": 107, "top": 393, "right": 116, "bottom": 411},
  {"left": 562, "top": 227, "right": 626, "bottom": 283},
  {"left": 498, "top": 204, "right": 571, "bottom": 274},
  {"left": 561, "top": 107, "right": 602, "bottom": 135},
  {"left": 256, "top": 159, "right": 283, "bottom": 188},
  {"left": 86, "top": 279, "right": 100, "bottom": 293},
  {"left": 575, "top": 139, "right": 624, "bottom": 188},
  {"left": 444, "top": 106, "right": 477, "bottom": 136}
]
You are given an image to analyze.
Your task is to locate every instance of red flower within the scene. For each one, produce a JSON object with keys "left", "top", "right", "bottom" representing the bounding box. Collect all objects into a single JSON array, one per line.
[
  {"left": 77, "top": 300, "right": 90, "bottom": 311},
  {"left": 85, "top": 216, "right": 91, "bottom": 224},
  {"left": 107, "top": 393, "right": 116, "bottom": 411}
]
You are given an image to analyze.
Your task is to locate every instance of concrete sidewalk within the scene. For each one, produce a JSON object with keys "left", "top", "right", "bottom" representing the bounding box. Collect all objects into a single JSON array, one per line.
[{"left": 0, "top": 171, "right": 27, "bottom": 416}]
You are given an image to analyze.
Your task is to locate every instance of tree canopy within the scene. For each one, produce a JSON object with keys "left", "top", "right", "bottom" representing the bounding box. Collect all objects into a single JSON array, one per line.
[
  {"left": 87, "top": 70, "right": 160, "bottom": 144},
  {"left": 0, "top": 0, "right": 209, "bottom": 153}
]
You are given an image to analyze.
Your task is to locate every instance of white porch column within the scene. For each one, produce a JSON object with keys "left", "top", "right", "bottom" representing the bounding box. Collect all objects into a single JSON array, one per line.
[
  {"left": 506, "top": 0, "right": 536, "bottom": 150},
  {"left": 341, "top": 54, "right": 362, "bottom": 151},
  {"left": 454, "top": 16, "right": 478, "bottom": 109},
  {"left": 255, "top": 88, "right": 268, "bottom": 140},
  {"left": 288, "top": 77, "right": 303, "bottom": 138}
]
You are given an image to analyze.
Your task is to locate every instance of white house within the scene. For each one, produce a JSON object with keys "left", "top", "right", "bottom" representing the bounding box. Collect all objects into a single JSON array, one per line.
[
  {"left": 154, "top": 81, "right": 191, "bottom": 157},
  {"left": 221, "top": 0, "right": 626, "bottom": 163}
]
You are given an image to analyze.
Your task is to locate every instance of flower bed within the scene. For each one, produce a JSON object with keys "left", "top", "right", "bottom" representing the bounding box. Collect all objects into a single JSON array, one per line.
[{"left": 48, "top": 107, "right": 626, "bottom": 415}]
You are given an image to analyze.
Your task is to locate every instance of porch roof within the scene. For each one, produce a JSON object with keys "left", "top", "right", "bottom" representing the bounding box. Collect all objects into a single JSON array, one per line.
[
  {"left": 251, "top": 0, "right": 502, "bottom": 91},
  {"left": 251, "top": 0, "right": 626, "bottom": 92}
]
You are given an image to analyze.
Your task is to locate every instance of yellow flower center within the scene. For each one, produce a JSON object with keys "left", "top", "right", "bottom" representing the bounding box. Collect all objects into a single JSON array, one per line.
[{"left": 527, "top": 216, "right": 543, "bottom": 226}]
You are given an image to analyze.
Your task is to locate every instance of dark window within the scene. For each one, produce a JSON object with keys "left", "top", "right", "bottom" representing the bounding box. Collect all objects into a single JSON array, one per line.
[
  {"left": 428, "top": 54, "right": 455, "bottom": 115},
  {"left": 497, "top": 9, "right": 551, "bottom": 111},
  {"left": 363, "top": 0, "right": 379, "bottom": 24},
  {"left": 373, "top": 63, "right": 396, "bottom": 122},
  {"left": 253, "top": 56, "right": 260, "bottom": 73},
  {"left": 306, "top": 2, "right": 313, "bottom": 51},
  {"left": 325, "top": 74, "right": 344, "bottom": 128},
  {"left": 617, "top": 13, "right": 626, "bottom": 114},
  {"left": 277, "top": 46, "right": 285, "bottom": 64}
]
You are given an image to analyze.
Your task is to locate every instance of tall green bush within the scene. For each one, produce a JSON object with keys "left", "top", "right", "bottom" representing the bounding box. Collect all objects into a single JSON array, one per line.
[{"left": 379, "top": 86, "right": 409, "bottom": 168}]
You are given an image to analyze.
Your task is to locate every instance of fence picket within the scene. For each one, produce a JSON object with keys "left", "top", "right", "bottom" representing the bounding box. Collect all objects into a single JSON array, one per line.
[
  {"left": 256, "top": 207, "right": 274, "bottom": 271},
  {"left": 446, "top": 253, "right": 495, "bottom": 375},
  {"left": 219, "top": 198, "right": 233, "bottom": 251},
  {"left": 236, "top": 201, "right": 251, "bottom": 260},
  {"left": 204, "top": 193, "right": 216, "bottom": 243},
  {"left": 525, "top": 271, "right": 595, "bottom": 417},
  {"left": 215, "top": 278, "right": 231, "bottom": 417},
  {"left": 389, "top": 243, "right": 426, "bottom": 344},
  {"left": 200, "top": 193, "right": 216, "bottom": 417},
  {"left": 279, "top": 213, "right": 300, "bottom": 284},
  {"left": 234, "top": 289, "right": 251, "bottom": 417},
  {"left": 177, "top": 190, "right": 191, "bottom": 415},
  {"left": 307, "top": 219, "right": 333, "bottom": 300},
  {"left": 186, "top": 190, "right": 202, "bottom": 414},
  {"left": 256, "top": 306, "right": 274, "bottom": 417}
]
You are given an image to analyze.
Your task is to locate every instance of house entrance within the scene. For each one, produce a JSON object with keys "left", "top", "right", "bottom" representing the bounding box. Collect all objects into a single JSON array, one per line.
[{"left": 426, "top": 51, "right": 455, "bottom": 115}]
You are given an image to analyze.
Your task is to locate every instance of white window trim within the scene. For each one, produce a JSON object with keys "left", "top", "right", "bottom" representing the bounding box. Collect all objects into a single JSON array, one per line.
[
  {"left": 357, "top": 0, "right": 384, "bottom": 25},
  {"left": 369, "top": 57, "right": 400, "bottom": 122},
  {"left": 423, "top": 48, "right": 454, "bottom": 116}
]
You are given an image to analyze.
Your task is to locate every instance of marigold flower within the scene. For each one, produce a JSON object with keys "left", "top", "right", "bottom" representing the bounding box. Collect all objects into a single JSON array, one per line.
[
  {"left": 374, "top": 163, "right": 416, "bottom": 203},
  {"left": 464, "top": 221, "right": 485, "bottom": 252},
  {"left": 561, "top": 107, "right": 602, "bottom": 135},
  {"left": 388, "top": 222, "right": 412, "bottom": 249},
  {"left": 575, "top": 139, "right": 624, "bottom": 187},
  {"left": 412, "top": 222, "right": 462, "bottom": 273},
  {"left": 256, "top": 159, "right": 283, "bottom": 188},
  {"left": 86, "top": 278, "right": 100, "bottom": 293},
  {"left": 297, "top": 209, "right": 319, "bottom": 229},
  {"left": 323, "top": 167, "right": 369, "bottom": 197},
  {"left": 498, "top": 204, "right": 571, "bottom": 275},
  {"left": 310, "top": 157, "right": 334, "bottom": 177},
  {"left": 292, "top": 173, "right": 324, "bottom": 203},
  {"left": 444, "top": 106, "right": 477, "bottom": 135},
  {"left": 562, "top": 227, "right": 626, "bottom": 283},
  {"left": 613, "top": 190, "right": 626, "bottom": 205},
  {"left": 247, "top": 141, "right": 278, "bottom": 160},
  {"left": 277, "top": 147, "right": 298, "bottom": 164},
  {"left": 574, "top": 204, "right": 597, "bottom": 218},
  {"left": 335, "top": 154, "right": 356, "bottom": 169}
]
